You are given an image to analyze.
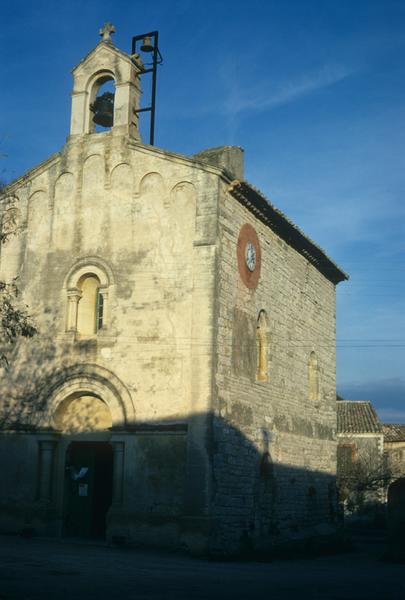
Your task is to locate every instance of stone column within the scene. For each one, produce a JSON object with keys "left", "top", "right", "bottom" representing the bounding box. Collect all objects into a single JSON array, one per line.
[
  {"left": 66, "top": 288, "right": 81, "bottom": 331},
  {"left": 38, "top": 441, "right": 56, "bottom": 501},
  {"left": 112, "top": 442, "right": 125, "bottom": 504},
  {"left": 70, "top": 91, "right": 88, "bottom": 135}
]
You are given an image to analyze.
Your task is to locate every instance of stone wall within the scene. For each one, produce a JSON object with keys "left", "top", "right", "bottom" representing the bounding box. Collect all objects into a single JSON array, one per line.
[
  {"left": 0, "top": 135, "right": 220, "bottom": 425},
  {"left": 385, "top": 441, "right": 405, "bottom": 479},
  {"left": 210, "top": 182, "right": 338, "bottom": 553},
  {"left": 0, "top": 135, "right": 220, "bottom": 543},
  {"left": 0, "top": 132, "right": 342, "bottom": 553}
]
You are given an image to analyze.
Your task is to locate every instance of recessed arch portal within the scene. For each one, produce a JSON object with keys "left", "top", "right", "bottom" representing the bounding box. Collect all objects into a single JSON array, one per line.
[
  {"left": 38, "top": 364, "right": 135, "bottom": 430},
  {"left": 54, "top": 394, "right": 112, "bottom": 433}
]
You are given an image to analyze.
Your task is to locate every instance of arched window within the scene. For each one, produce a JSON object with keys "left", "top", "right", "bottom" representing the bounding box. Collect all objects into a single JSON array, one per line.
[
  {"left": 76, "top": 275, "right": 103, "bottom": 335},
  {"left": 256, "top": 310, "right": 268, "bottom": 382},
  {"left": 308, "top": 351, "right": 319, "bottom": 402},
  {"left": 64, "top": 260, "right": 112, "bottom": 336}
]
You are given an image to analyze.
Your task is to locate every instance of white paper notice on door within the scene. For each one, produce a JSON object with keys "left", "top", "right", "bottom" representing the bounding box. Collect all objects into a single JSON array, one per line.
[{"left": 78, "top": 483, "right": 88, "bottom": 497}]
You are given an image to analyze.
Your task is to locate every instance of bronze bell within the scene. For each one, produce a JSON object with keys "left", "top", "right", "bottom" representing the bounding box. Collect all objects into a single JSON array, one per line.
[
  {"left": 90, "top": 91, "right": 114, "bottom": 127},
  {"left": 140, "top": 36, "right": 154, "bottom": 53}
]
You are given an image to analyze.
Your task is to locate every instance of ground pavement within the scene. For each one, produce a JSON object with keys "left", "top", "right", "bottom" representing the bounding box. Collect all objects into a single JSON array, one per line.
[{"left": 0, "top": 533, "right": 404, "bottom": 600}]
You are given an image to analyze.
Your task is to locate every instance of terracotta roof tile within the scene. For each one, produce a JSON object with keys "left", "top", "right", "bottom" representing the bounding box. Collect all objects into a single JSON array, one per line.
[
  {"left": 383, "top": 424, "right": 405, "bottom": 442},
  {"left": 337, "top": 401, "right": 382, "bottom": 434}
]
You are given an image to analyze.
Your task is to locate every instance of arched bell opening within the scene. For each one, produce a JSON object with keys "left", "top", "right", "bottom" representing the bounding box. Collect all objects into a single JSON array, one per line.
[{"left": 89, "top": 75, "right": 116, "bottom": 133}]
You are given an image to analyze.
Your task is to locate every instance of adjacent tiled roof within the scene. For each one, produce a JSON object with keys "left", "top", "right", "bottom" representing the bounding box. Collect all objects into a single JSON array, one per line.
[
  {"left": 228, "top": 180, "right": 348, "bottom": 285},
  {"left": 383, "top": 424, "right": 405, "bottom": 442},
  {"left": 337, "top": 401, "right": 382, "bottom": 434}
]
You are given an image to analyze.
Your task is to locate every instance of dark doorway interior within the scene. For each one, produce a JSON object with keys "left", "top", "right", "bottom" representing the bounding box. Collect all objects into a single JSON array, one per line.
[{"left": 63, "top": 442, "right": 113, "bottom": 539}]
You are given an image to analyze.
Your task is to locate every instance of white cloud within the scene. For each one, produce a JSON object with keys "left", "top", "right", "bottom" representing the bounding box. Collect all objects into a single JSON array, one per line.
[
  {"left": 168, "top": 63, "right": 356, "bottom": 122},
  {"left": 222, "top": 65, "right": 355, "bottom": 116}
]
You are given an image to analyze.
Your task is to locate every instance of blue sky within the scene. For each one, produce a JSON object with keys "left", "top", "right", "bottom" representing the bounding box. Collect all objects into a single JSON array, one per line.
[{"left": 1, "top": 0, "right": 404, "bottom": 421}]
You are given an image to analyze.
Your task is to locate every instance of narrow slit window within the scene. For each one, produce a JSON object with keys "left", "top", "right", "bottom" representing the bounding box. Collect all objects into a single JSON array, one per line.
[
  {"left": 308, "top": 351, "right": 319, "bottom": 402},
  {"left": 96, "top": 289, "right": 104, "bottom": 332},
  {"left": 256, "top": 310, "right": 268, "bottom": 382}
]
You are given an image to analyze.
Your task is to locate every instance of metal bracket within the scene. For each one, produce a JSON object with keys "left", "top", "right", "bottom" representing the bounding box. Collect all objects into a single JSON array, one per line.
[{"left": 132, "top": 31, "right": 162, "bottom": 146}]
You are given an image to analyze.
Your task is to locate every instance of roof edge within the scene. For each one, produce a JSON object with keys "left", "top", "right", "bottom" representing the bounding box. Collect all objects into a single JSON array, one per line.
[
  {"left": 0, "top": 153, "right": 61, "bottom": 199},
  {"left": 71, "top": 40, "right": 135, "bottom": 74},
  {"left": 228, "top": 180, "right": 348, "bottom": 285}
]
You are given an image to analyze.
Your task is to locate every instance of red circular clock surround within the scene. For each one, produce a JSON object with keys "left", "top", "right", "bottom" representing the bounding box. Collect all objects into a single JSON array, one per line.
[{"left": 237, "top": 223, "right": 261, "bottom": 288}]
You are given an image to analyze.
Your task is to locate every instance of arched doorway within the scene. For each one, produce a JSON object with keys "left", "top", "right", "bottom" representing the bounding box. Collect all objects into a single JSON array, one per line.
[
  {"left": 40, "top": 365, "right": 133, "bottom": 539},
  {"left": 64, "top": 440, "right": 113, "bottom": 538},
  {"left": 54, "top": 394, "right": 114, "bottom": 539}
]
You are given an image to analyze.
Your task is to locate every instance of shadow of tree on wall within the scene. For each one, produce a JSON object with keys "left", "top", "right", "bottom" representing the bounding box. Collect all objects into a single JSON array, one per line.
[
  {"left": 0, "top": 319, "right": 118, "bottom": 433},
  {"left": 1, "top": 335, "right": 57, "bottom": 431},
  {"left": 0, "top": 190, "right": 38, "bottom": 369},
  {"left": 0, "top": 332, "right": 71, "bottom": 431}
]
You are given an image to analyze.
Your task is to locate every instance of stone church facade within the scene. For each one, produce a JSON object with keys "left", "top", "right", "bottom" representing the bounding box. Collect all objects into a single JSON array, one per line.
[{"left": 0, "top": 28, "right": 347, "bottom": 554}]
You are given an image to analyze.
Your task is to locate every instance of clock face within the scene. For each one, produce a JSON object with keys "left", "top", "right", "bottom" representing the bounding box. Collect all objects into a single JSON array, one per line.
[
  {"left": 245, "top": 241, "right": 256, "bottom": 272},
  {"left": 237, "top": 224, "right": 261, "bottom": 289}
]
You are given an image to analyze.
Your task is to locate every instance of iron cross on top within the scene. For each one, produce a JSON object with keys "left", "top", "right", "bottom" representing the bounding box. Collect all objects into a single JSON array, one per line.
[{"left": 99, "top": 22, "right": 116, "bottom": 42}]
